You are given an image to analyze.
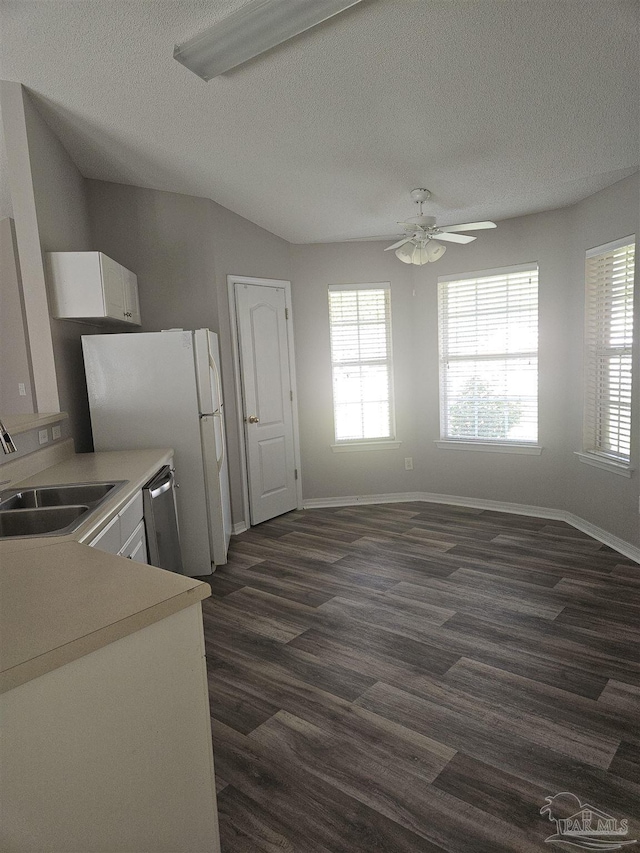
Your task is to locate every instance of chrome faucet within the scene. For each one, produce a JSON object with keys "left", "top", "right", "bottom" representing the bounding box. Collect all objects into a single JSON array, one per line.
[{"left": 0, "top": 420, "right": 17, "bottom": 454}]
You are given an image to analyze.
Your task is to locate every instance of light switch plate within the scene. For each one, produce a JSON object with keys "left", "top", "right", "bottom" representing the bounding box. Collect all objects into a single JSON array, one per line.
[{"left": 38, "top": 429, "right": 49, "bottom": 445}]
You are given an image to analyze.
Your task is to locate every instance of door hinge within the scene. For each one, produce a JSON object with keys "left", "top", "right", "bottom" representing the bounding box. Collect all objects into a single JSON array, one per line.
[
  {"left": 285, "top": 307, "right": 289, "bottom": 320},
  {"left": 294, "top": 468, "right": 298, "bottom": 480}
]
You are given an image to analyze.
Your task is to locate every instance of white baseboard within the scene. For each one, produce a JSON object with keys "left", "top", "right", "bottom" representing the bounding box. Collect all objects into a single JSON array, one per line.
[
  {"left": 302, "top": 492, "right": 640, "bottom": 565},
  {"left": 561, "top": 512, "right": 640, "bottom": 565},
  {"left": 232, "top": 522, "right": 248, "bottom": 536}
]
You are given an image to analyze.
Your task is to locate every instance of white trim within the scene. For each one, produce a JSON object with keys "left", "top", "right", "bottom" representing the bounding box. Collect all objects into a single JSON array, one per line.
[
  {"left": 574, "top": 451, "right": 633, "bottom": 478},
  {"left": 436, "top": 440, "right": 542, "bottom": 455},
  {"left": 227, "top": 275, "right": 304, "bottom": 530},
  {"left": 232, "top": 522, "right": 248, "bottom": 535},
  {"left": 331, "top": 440, "right": 402, "bottom": 453},
  {"left": 301, "top": 492, "right": 639, "bottom": 564},
  {"left": 437, "top": 262, "right": 538, "bottom": 283},
  {"left": 561, "top": 512, "right": 639, "bottom": 564},
  {"left": 328, "top": 281, "right": 390, "bottom": 292},
  {"left": 585, "top": 235, "right": 635, "bottom": 258},
  {"left": 328, "top": 283, "right": 396, "bottom": 444}
]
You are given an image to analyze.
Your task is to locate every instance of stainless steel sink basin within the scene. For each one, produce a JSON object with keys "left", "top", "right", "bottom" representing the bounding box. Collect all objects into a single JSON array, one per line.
[
  {"left": 0, "top": 482, "right": 119, "bottom": 510},
  {"left": 0, "top": 481, "right": 126, "bottom": 538},
  {"left": 0, "top": 506, "right": 90, "bottom": 537}
]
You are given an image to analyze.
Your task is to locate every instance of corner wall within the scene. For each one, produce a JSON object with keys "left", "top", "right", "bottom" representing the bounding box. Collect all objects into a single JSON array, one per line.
[
  {"left": 21, "top": 89, "right": 102, "bottom": 451},
  {"left": 291, "top": 174, "right": 639, "bottom": 551},
  {"left": 0, "top": 217, "right": 34, "bottom": 413},
  {"left": 1, "top": 82, "right": 99, "bottom": 450},
  {"left": 564, "top": 174, "right": 639, "bottom": 547},
  {"left": 87, "top": 180, "right": 292, "bottom": 525}
]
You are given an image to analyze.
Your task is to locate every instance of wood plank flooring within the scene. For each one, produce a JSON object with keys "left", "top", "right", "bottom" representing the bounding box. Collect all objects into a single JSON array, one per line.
[{"left": 199, "top": 503, "right": 640, "bottom": 852}]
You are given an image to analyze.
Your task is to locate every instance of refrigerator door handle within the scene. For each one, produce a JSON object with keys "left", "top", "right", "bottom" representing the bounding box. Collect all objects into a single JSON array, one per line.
[
  {"left": 213, "top": 411, "right": 224, "bottom": 471},
  {"left": 209, "top": 350, "right": 223, "bottom": 413}
]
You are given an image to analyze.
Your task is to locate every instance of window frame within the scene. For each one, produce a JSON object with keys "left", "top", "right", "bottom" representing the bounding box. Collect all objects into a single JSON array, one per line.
[
  {"left": 327, "top": 282, "right": 398, "bottom": 450},
  {"left": 581, "top": 236, "right": 635, "bottom": 472},
  {"left": 437, "top": 263, "right": 541, "bottom": 452}
]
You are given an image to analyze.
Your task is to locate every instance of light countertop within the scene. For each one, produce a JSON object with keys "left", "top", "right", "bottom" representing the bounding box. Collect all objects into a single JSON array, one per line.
[
  {"left": 1, "top": 412, "right": 69, "bottom": 435},
  {"left": 0, "top": 449, "right": 211, "bottom": 693}
]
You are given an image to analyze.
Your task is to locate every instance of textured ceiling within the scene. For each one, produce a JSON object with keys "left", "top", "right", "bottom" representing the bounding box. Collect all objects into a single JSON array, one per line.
[{"left": 0, "top": 0, "right": 638, "bottom": 243}]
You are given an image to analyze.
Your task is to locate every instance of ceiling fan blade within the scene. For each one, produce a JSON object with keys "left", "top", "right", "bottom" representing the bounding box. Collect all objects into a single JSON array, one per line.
[
  {"left": 398, "top": 221, "right": 425, "bottom": 231},
  {"left": 438, "top": 221, "right": 497, "bottom": 233},
  {"left": 434, "top": 232, "right": 477, "bottom": 244},
  {"left": 384, "top": 237, "right": 414, "bottom": 252},
  {"left": 341, "top": 234, "right": 404, "bottom": 242}
]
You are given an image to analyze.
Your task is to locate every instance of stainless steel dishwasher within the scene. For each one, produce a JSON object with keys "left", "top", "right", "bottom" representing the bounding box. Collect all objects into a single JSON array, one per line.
[{"left": 142, "top": 465, "right": 184, "bottom": 574}]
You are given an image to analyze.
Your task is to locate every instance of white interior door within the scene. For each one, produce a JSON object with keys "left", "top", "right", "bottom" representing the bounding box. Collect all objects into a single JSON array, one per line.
[{"left": 235, "top": 283, "right": 297, "bottom": 525}]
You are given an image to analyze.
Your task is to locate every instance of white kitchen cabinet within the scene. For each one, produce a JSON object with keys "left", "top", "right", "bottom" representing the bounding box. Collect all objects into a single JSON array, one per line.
[
  {"left": 47, "top": 251, "right": 141, "bottom": 326},
  {"left": 89, "top": 513, "right": 121, "bottom": 555},
  {"left": 89, "top": 489, "right": 145, "bottom": 558},
  {"left": 1, "top": 603, "right": 221, "bottom": 852},
  {"left": 122, "top": 265, "right": 141, "bottom": 325},
  {"left": 120, "top": 520, "right": 147, "bottom": 564}
]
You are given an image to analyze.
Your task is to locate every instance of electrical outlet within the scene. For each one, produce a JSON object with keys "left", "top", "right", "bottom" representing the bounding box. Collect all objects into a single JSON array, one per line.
[
  {"left": 38, "top": 429, "right": 49, "bottom": 445},
  {"left": 52, "top": 425, "right": 62, "bottom": 440},
  {"left": 18, "top": 383, "right": 26, "bottom": 396},
  {"left": 404, "top": 457, "right": 413, "bottom": 470}
]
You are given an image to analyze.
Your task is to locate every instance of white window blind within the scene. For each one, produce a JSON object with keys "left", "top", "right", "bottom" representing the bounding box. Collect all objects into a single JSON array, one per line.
[
  {"left": 438, "top": 264, "right": 539, "bottom": 443},
  {"left": 584, "top": 237, "right": 635, "bottom": 463},
  {"left": 328, "top": 284, "right": 394, "bottom": 442}
]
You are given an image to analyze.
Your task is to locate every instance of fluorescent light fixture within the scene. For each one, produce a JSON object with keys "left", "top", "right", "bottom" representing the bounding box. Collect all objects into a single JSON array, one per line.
[{"left": 174, "top": 0, "right": 364, "bottom": 81}]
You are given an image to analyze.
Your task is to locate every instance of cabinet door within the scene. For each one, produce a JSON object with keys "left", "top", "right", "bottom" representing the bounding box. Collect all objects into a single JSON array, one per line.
[
  {"left": 123, "top": 268, "right": 141, "bottom": 325},
  {"left": 119, "top": 520, "right": 148, "bottom": 563},
  {"left": 89, "top": 514, "right": 121, "bottom": 554},
  {"left": 100, "top": 254, "right": 126, "bottom": 321}
]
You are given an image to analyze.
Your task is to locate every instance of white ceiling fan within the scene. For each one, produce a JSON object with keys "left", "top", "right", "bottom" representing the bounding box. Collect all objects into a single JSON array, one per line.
[{"left": 384, "top": 189, "right": 496, "bottom": 265}]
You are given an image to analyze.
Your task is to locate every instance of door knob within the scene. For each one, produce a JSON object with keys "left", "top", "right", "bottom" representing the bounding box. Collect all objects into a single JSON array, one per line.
[{"left": 246, "top": 415, "right": 260, "bottom": 424}]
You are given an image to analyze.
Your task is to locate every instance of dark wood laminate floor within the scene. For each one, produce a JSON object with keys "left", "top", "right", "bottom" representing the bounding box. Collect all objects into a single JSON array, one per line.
[{"left": 200, "top": 503, "right": 640, "bottom": 852}]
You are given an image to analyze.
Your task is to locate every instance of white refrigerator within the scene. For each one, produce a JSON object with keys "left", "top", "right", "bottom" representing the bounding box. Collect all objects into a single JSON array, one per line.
[{"left": 82, "top": 329, "right": 232, "bottom": 576}]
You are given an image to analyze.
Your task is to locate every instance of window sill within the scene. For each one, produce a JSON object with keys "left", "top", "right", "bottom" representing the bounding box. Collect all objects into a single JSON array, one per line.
[
  {"left": 435, "top": 440, "right": 543, "bottom": 456},
  {"left": 331, "top": 440, "right": 402, "bottom": 453},
  {"left": 574, "top": 452, "right": 633, "bottom": 478}
]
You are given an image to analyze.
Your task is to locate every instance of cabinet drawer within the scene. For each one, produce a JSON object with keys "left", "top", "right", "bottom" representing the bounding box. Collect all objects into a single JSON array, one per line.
[
  {"left": 89, "top": 514, "right": 121, "bottom": 555},
  {"left": 119, "top": 490, "right": 144, "bottom": 544}
]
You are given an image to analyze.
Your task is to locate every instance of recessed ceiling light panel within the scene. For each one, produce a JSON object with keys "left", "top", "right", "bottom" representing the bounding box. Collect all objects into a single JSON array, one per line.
[{"left": 174, "top": 0, "right": 364, "bottom": 81}]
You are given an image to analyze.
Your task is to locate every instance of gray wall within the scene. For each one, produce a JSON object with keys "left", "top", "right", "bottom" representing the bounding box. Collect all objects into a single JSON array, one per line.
[
  {"left": 208, "top": 198, "right": 293, "bottom": 527},
  {"left": 23, "top": 91, "right": 102, "bottom": 451},
  {"left": 5, "top": 81, "right": 637, "bottom": 548},
  {"left": 0, "top": 217, "right": 34, "bottom": 413},
  {"left": 291, "top": 174, "right": 639, "bottom": 548},
  {"left": 564, "top": 174, "right": 639, "bottom": 546},
  {"left": 10, "top": 88, "right": 100, "bottom": 450},
  {"left": 87, "top": 180, "right": 291, "bottom": 525},
  {"left": 290, "top": 241, "right": 416, "bottom": 498},
  {"left": 86, "top": 182, "right": 219, "bottom": 334},
  {"left": 0, "top": 82, "right": 59, "bottom": 414}
]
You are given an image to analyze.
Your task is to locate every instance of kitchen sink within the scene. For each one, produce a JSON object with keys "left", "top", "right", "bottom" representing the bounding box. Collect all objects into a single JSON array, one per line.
[
  {"left": 0, "top": 483, "right": 120, "bottom": 510},
  {"left": 0, "top": 481, "right": 126, "bottom": 538},
  {"left": 0, "top": 506, "right": 90, "bottom": 537}
]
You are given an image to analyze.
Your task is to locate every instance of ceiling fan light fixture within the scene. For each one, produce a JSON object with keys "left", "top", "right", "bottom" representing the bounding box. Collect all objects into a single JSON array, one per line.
[
  {"left": 395, "top": 239, "right": 446, "bottom": 265},
  {"left": 174, "top": 0, "right": 364, "bottom": 81},
  {"left": 395, "top": 242, "right": 416, "bottom": 264},
  {"left": 425, "top": 240, "right": 446, "bottom": 262}
]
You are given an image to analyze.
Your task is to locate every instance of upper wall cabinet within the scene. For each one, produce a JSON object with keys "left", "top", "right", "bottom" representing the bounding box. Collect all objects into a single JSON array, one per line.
[{"left": 47, "top": 252, "right": 141, "bottom": 326}]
